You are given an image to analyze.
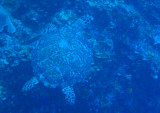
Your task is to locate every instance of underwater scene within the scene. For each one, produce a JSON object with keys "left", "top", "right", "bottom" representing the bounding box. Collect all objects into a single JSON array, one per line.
[{"left": 0, "top": 0, "right": 160, "bottom": 113}]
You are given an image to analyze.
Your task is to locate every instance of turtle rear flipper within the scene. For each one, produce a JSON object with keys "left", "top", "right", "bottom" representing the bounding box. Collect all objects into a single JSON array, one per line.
[
  {"left": 0, "top": 5, "right": 16, "bottom": 33},
  {"left": 22, "top": 77, "right": 39, "bottom": 91},
  {"left": 62, "top": 86, "right": 75, "bottom": 104}
]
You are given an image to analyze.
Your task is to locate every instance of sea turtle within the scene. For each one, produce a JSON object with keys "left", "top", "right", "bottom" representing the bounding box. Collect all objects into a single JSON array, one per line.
[{"left": 22, "top": 15, "right": 94, "bottom": 104}]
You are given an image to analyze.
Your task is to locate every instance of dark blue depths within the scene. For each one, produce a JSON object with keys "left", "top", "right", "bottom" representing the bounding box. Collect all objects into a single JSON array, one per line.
[{"left": 0, "top": 0, "right": 160, "bottom": 113}]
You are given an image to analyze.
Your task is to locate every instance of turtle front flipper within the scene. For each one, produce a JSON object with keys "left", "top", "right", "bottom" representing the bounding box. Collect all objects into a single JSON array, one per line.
[
  {"left": 22, "top": 77, "right": 39, "bottom": 91},
  {"left": 62, "top": 86, "right": 75, "bottom": 104}
]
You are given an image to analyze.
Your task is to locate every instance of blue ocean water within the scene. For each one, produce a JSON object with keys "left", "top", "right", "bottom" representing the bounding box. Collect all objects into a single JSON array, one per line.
[{"left": 0, "top": 0, "right": 160, "bottom": 113}]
